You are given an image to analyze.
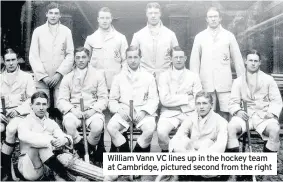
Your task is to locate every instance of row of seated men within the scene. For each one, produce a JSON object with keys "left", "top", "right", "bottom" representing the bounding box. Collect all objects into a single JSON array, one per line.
[{"left": 1, "top": 45, "right": 282, "bottom": 181}]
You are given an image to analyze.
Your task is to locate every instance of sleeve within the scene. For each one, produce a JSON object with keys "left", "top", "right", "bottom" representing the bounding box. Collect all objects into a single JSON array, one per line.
[
  {"left": 57, "top": 75, "right": 74, "bottom": 114},
  {"left": 228, "top": 79, "right": 242, "bottom": 115},
  {"left": 130, "top": 33, "right": 139, "bottom": 47},
  {"left": 192, "top": 74, "right": 203, "bottom": 97},
  {"left": 90, "top": 71, "right": 108, "bottom": 113},
  {"left": 84, "top": 36, "right": 93, "bottom": 57},
  {"left": 16, "top": 74, "right": 36, "bottom": 115},
  {"left": 18, "top": 122, "right": 54, "bottom": 148},
  {"left": 229, "top": 34, "right": 245, "bottom": 77},
  {"left": 140, "top": 76, "right": 159, "bottom": 115},
  {"left": 189, "top": 34, "right": 201, "bottom": 74},
  {"left": 56, "top": 29, "right": 74, "bottom": 76},
  {"left": 51, "top": 120, "right": 73, "bottom": 147},
  {"left": 29, "top": 29, "right": 48, "bottom": 81},
  {"left": 207, "top": 119, "right": 228, "bottom": 152},
  {"left": 171, "top": 32, "right": 179, "bottom": 48},
  {"left": 158, "top": 73, "right": 190, "bottom": 107},
  {"left": 169, "top": 119, "right": 193, "bottom": 152},
  {"left": 120, "top": 35, "right": 129, "bottom": 64},
  {"left": 267, "top": 78, "right": 283, "bottom": 118},
  {"left": 108, "top": 76, "right": 121, "bottom": 113}
]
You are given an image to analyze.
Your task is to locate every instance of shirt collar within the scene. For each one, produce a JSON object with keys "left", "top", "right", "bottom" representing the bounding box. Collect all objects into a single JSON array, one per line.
[
  {"left": 198, "top": 109, "right": 213, "bottom": 124},
  {"left": 207, "top": 24, "right": 222, "bottom": 33}
]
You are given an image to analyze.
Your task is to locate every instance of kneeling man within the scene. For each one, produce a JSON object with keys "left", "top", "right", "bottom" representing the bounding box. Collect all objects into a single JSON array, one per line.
[
  {"left": 107, "top": 46, "right": 159, "bottom": 152},
  {"left": 17, "top": 91, "right": 72, "bottom": 180},
  {"left": 170, "top": 91, "right": 228, "bottom": 152},
  {"left": 57, "top": 47, "right": 108, "bottom": 163},
  {"left": 227, "top": 49, "right": 282, "bottom": 153}
]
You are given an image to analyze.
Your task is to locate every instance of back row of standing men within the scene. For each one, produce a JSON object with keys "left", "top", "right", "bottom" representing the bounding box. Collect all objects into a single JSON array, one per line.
[{"left": 1, "top": 2, "right": 282, "bottom": 181}]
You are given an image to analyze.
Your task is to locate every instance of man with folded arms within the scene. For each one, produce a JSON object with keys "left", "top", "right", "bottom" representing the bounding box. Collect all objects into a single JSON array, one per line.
[{"left": 157, "top": 46, "right": 202, "bottom": 152}]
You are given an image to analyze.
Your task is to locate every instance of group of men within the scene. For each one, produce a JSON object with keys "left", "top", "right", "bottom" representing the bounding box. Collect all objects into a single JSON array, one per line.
[{"left": 0, "top": 1, "right": 282, "bottom": 181}]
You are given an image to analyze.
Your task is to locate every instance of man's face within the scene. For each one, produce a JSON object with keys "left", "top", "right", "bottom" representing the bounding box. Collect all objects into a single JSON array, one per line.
[
  {"left": 172, "top": 51, "right": 186, "bottom": 70},
  {"left": 31, "top": 97, "right": 48, "bottom": 119},
  {"left": 97, "top": 11, "right": 112, "bottom": 30},
  {"left": 146, "top": 8, "right": 161, "bottom": 26},
  {"left": 206, "top": 10, "right": 221, "bottom": 29},
  {"left": 127, "top": 50, "right": 140, "bottom": 71},
  {"left": 4, "top": 53, "right": 18, "bottom": 73},
  {"left": 196, "top": 96, "right": 212, "bottom": 117},
  {"left": 245, "top": 54, "right": 261, "bottom": 73},
  {"left": 75, "top": 51, "right": 89, "bottom": 69},
  {"left": 46, "top": 8, "right": 61, "bottom": 25}
]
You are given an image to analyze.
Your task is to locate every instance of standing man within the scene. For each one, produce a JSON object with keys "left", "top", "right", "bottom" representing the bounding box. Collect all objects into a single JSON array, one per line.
[
  {"left": 190, "top": 7, "right": 245, "bottom": 120},
  {"left": 131, "top": 2, "right": 179, "bottom": 80},
  {"left": 57, "top": 47, "right": 108, "bottom": 165},
  {"left": 17, "top": 91, "right": 72, "bottom": 181},
  {"left": 1, "top": 48, "right": 36, "bottom": 180},
  {"left": 107, "top": 46, "right": 159, "bottom": 152},
  {"left": 157, "top": 46, "right": 202, "bottom": 152},
  {"left": 227, "top": 49, "right": 282, "bottom": 153},
  {"left": 29, "top": 2, "right": 74, "bottom": 119},
  {"left": 84, "top": 7, "right": 128, "bottom": 89}
]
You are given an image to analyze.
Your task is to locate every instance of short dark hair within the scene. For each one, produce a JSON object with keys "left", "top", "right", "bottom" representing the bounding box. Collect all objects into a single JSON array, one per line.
[
  {"left": 46, "top": 2, "right": 60, "bottom": 13},
  {"left": 3, "top": 48, "right": 17, "bottom": 60},
  {"left": 98, "top": 7, "right": 112, "bottom": 17},
  {"left": 207, "top": 7, "right": 221, "bottom": 17},
  {"left": 146, "top": 2, "right": 161, "bottom": 12},
  {"left": 75, "top": 47, "right": 90, "bottom": 57},
  {"left": 31, "top": 91, "right": 49, "bottom": 104},
  {"left": 195, "top": 91, "right": 213, "bottom": 104},
  {"left": 170, "top": 46, "right": 184, "bottom": 57},
  {"left": 246, "top": 49, "right": 261, "bottom": 60},
  {"left": 126, "top": 46, "right": 141, "bottom": 58}
]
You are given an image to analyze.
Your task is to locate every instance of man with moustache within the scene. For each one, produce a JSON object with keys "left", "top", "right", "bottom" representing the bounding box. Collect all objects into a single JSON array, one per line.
[
  {"left": 1, "top": 48, "right": 36, "bottom": 180},
  {"left": 84, "top": 7, "right": 128, "bottom": 89},
  {"left": 190, "top": 7, "right": 245, "bottom": 120},
  {"left": 157, "top": 46, "right": 202, "bottom": 152},
  {"left": 57, "top": 47, "right": 108, "bottom": 165},
  {"left": 227, "top": 49, "right": 282, "bottom": 153},
  {"left": 29, "top": 2, "right": 74, "bottom": 119},
  {"left": 107, "top": 46, "right": 159, "bottom": 152},
  {"left": 131, "top": 2, "right": 179, "bottom": 80}
]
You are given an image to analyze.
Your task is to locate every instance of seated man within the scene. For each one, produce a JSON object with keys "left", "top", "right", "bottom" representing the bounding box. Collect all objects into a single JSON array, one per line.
[
  {"left": 1, "top": 48, "right": 36, "bottom": 180},
  {"left": 107, "top": 46, "right": 159, "bottom": 152},
  {"left": 227, "top": 49, "right": 282, "bottom": 153},
  {"left": 157, "top": 46, "right": 202, "bottom": 152},
  {"left": 57, "top": 47, "right": 108, "bottom": 164},
  {"left": 17, "top": 91, "right": 72, "bottom": 181},
  {"left": 170, "top": 91, "right": 228, "bottom": 153}
]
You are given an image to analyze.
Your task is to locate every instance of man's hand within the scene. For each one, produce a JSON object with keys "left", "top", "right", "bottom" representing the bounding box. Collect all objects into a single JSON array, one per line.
[
  {"left": 7, "top": 109, "right": 19, "bottom": 118},
  {"left": 51, "top": 137, "right": 68, "bottom": 148},
  {"left": 117, "top": 108, "right": 130, "bottom": 121},
  {"left": 134, "top": 110, "right": 147, "bottom": 124},
  {"left": 83, "top": 109, "right": 96, "bottom": 119},
  {"left": 0, "top": 113, "right": 8, "bottom": 123},
  {"left": 236, "top": 110, "right": 249, "bottom": 121},
  {"left": 264, "top": 112, "right": 276, "bottom": 119},
  {"left": 71, "top": 108, "right": 84, "bottom": 119},
  {"left": 42, "top": 76, "right": 52, "bottom": 87},
  {"left": 49, "top": 73, "right": 63, "bottom": 88}
]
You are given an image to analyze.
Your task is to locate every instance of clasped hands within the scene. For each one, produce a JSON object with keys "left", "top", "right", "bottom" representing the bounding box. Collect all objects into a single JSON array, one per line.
[
  {"left": 117, "top": 108, "right": 147, "bottom": 125},
  {"left": 71, "top": 108, "right": 96, "bottom": 120}
]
